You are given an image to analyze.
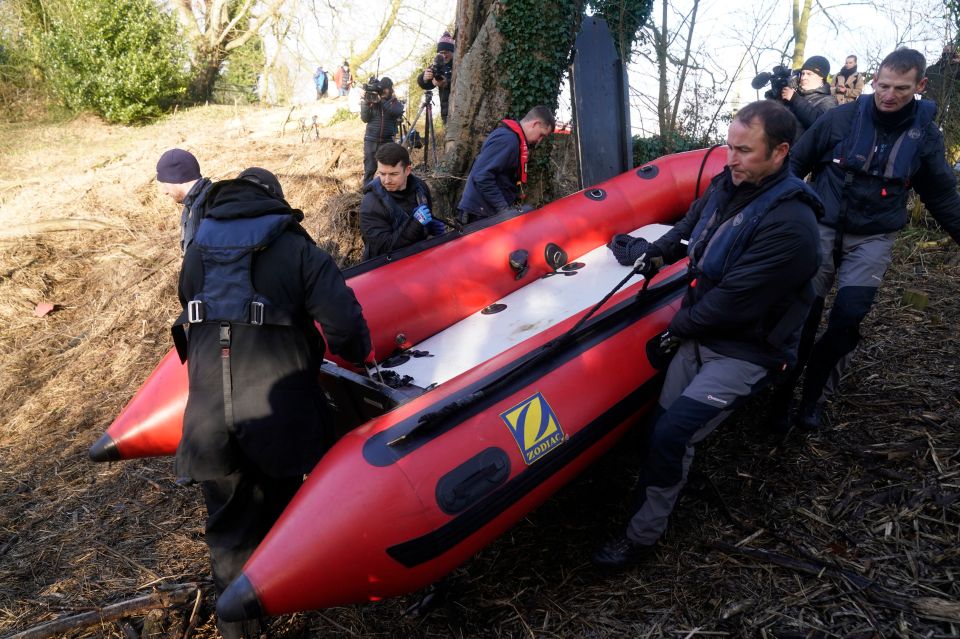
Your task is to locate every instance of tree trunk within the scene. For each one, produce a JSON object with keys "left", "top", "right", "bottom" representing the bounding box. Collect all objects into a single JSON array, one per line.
[
  {"left": 432, "top": 0, "right": 586, "bottom": 216},
  {"left": 791, "top": 0, "right": 812, "bottom": 67},
  {"left": 189, "top": 47, "right": 223, "bottom": 102},
  {"left": 349, "top": 0, "right": 403, "bottom": 78}
]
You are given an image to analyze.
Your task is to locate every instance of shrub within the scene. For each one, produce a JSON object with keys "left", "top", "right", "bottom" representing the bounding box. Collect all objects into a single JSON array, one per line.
[
  {"left": 632, "top": 132, "right": 709, "bottom": 166},
  {"left": 40, "top": 0, "right": 189, "bottom": 124}
]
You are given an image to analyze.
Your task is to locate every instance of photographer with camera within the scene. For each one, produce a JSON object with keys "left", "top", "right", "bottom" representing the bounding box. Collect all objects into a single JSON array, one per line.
[
  {"left": 360, "top": 143, "right": 444, "bottom": 259},
  {"left": 417, "top": 32, "right": 455, "bottom": 125},
  {"left": 360, "top": 76, "right": 404, "bottom": 186},
  {"left": 779, "top": 56, "right": 838, "bottom": 137}
]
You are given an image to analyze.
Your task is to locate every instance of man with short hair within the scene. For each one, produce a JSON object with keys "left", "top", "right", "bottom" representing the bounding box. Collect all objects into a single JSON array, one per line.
[
  {"left": 832, "top": 55, "right": 866, "bottom": 104},
  {"left": 772, "top": 48, "right": 960, "bottom": 431},
  {"left": 173, "top": 168, "right": 372, "bottom": 639},
  {"left": 780, "top": 55, "right": 838, "bottom": 137},
  {"left": 359, "top": 143, "right": 444, "bottom": 259},
  {"left": 458, "top": 105, "right": 556, "bottom": 224},
  {"left": 360, "top": 76, "right": 405, "bottom": 186},
  {"left": 156, "top": 148, "right": 212, "bottom": 252},
  {"left": 417, "top": 31, "right": 455, "bottom": 124},
  {"left": 593, "top": 100, "right": 822, "bottom": 569}
]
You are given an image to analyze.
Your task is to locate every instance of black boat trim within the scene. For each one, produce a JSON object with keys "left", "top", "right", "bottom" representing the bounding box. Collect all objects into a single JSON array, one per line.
[
  {"left": 385, "top": 375, "right": 663, "bottom": 568},
  {"left": 362, "top": 271, "right": 687, "bottom": 467}
]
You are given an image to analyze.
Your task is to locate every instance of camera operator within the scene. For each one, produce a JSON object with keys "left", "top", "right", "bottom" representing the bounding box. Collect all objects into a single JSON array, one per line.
[
  {"left": 779, "top": 56, "right": 838, "bottom": 137},
  {"left": 360, "top": 76, "right": 404, "bottom": 186},
  {"left": 417, "top": 32, "right": 455, "bottom": 125}
]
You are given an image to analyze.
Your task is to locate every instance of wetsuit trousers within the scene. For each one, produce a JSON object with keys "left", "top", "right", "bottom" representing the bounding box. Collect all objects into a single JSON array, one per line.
[
  {"left": 201, "top": 470, "right": 302, "bottom": 638},
  {"left": 627, "top": 341, "right": 770, "bottom": 545}
]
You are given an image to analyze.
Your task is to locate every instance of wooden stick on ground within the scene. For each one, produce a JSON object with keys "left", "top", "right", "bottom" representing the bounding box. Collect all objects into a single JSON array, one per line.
[{"left": 8, "top": 584, "right": 199, "bottom": 639}]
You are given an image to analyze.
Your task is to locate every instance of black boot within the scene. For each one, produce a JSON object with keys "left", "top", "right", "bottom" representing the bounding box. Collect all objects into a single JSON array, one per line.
[
  {"left": 796, "top": 399, "right": 824, "bottom": 431},
  {"left": 592, "top": 533, "right": 656, "bottom": 570}
]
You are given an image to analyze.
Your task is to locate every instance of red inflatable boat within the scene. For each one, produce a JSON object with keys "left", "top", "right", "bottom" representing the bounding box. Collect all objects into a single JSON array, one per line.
[{"left": 90, "top": 148, "right": 726, "bottom": 618}]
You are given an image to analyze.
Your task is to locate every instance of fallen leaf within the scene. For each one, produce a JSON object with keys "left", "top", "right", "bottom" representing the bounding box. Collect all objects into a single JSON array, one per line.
[{"left": 34, "top": 302, "right": 55, "bottom": 317}]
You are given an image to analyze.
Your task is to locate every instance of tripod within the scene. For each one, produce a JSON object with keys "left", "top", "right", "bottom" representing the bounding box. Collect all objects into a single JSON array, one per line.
[{"left": 401, "top": 90, "right": 439, "bottom": 169}]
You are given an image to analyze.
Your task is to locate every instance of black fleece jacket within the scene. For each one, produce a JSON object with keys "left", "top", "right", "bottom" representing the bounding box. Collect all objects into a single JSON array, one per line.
[
  {"left": 791, "top": 99, "right": 960, "bottom": 241},
  {"left": 653, "top": 164, "right": 823, "bottom": 369}
]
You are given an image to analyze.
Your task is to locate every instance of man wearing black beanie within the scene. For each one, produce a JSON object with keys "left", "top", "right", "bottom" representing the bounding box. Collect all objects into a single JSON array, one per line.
[
  {"left": 156, "top": 148, "right": 213, "bottom": 252},
  {"left": 780, "top": 55, "right": 838, "bottom": 137}
]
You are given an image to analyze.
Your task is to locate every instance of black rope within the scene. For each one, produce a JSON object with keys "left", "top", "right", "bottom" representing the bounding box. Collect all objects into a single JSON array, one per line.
[{"left": 695, "top": 144, "right": 724, "bottom": 200}]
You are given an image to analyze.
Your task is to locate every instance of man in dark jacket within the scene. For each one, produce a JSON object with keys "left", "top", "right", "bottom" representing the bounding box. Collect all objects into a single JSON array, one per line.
[
  {"left": 360, "top": 143, "right": 444, "bottom": 259},
  {"left": 781, "top": 55, "right": 838, "bottom": 137},
  {"left": 457, "top": 105, "right": 555, "bottom": 224},
  {"left": 173, "top": 168, "right": 372, "bottom": 639},
  {"left": 156, "top": 148, "right": 213, "bottom": 252},
  {"left": 417, "top": 31, "right": 455, "bottom": 124},
  {"left": 593, "top": 100, "right": 822, "bottom": 569},
  {"left": 772, "top": 48, "right": 960, "bottom": 431},
  {"left": 361, "top": 77, "right": 404, "bottom": 186}
]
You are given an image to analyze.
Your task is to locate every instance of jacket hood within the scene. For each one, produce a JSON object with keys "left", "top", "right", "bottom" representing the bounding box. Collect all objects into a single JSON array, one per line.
[{"left": 203, "top": 179, "right": 303, "bottom": 222}]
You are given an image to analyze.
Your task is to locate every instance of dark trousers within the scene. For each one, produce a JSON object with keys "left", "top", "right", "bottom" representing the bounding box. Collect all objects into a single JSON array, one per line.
[{"left": 201, "top": 470, "right": 302, "bottom": 639}]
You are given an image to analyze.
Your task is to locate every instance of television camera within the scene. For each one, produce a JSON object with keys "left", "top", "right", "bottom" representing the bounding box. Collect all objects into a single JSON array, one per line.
[{"left": 752, "top": 65, "right": 800, "bottom": 99}]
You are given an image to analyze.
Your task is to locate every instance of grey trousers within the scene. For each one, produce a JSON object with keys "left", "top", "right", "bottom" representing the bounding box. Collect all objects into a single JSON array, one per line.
[
  {"left": 627, "top": 341, "right": 769, "bottom": 545},
  {"left": 806, "top": 225, "right": 896, "bottom": 403}
]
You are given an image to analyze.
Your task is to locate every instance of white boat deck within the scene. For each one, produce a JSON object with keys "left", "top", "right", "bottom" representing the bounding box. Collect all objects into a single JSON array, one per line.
[{"left": 383, "top": 224, "right": 673, "bottom": 388}]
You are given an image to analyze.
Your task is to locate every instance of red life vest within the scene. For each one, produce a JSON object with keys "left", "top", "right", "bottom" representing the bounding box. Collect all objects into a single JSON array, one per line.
[{"left": 500, "top": 119, "right": 528, "bottom": 196}]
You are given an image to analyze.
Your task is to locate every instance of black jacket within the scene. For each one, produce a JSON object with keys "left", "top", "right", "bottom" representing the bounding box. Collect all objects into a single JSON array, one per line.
[
  {"left": 417, "top": 59, "right": 452, "bottom": 120},
  {"left": 175, "top": 180, "right": 371, "bottom": 481},
  {"left": 786, "top": 84, "right": 838, "bottom": 137},
  {"left": 653, "top": 164, "right": 822, "bottom": 369},
  {"left": 359, "top": 175, "right": 434, "bottom": 259},
  {"left": 360, "top": 96, "right": 404, "bottom": 143},
  {"left": 791, "top": 98, "right": 960, "bottom": 241}
]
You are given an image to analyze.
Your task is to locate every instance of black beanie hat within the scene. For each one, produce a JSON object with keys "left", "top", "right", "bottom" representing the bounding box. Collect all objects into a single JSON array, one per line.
[
  {"left": 237, "top": 167, "right": 285, "bottom": 199},
  {"left": 801, "top": 55, "right": 830, "bottom": 79},
  {"left": 156, "top": 148, "right": 201, "bottom": 184},
  {"left": 379, "top": 77, "right": 393, "bottom": 89}
]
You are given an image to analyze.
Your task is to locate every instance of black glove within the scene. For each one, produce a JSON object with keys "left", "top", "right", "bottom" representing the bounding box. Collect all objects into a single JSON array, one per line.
[{"left": 633, "top": 244, "right": 664, "bottom": 277}]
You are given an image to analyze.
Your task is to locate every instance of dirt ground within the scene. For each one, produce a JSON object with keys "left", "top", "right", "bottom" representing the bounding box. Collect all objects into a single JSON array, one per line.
[{"left": 0, "top": 104, "right": 958, "bottom": 639}]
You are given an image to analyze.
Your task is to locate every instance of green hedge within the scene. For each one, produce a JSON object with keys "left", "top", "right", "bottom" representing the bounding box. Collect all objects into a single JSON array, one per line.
[{"left": 40, "top": 0, "right": 189, "bottom": 124}]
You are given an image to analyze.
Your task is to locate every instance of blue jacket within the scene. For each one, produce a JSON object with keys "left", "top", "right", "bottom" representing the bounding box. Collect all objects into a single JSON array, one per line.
[
  {"left": 458, "top": 124, "right": 524, "bottom": 217},
  {"left": 653, "top": 164, "right": 823, "bottom": 369},
  {"left": 791, "top": 96, "right": 960, "bottom": 241}
]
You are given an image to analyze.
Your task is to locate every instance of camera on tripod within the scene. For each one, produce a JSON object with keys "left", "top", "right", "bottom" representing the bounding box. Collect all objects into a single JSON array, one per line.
[{"left": 752, "top": 65, "right": 800, "bottom": 99}]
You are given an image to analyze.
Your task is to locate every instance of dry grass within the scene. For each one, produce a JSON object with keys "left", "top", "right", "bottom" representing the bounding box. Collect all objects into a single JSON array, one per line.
[{"left": 0, "top": 104, "right": 958, "bottom": 638}]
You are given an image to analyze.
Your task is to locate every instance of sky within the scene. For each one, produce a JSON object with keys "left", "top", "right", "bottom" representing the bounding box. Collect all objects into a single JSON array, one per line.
[
  {"left": 281, "top": 0, "right": 951, "bottom": 133},
  {"left": 624, "top": 0, "right": 951, "bottom": 136}
]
